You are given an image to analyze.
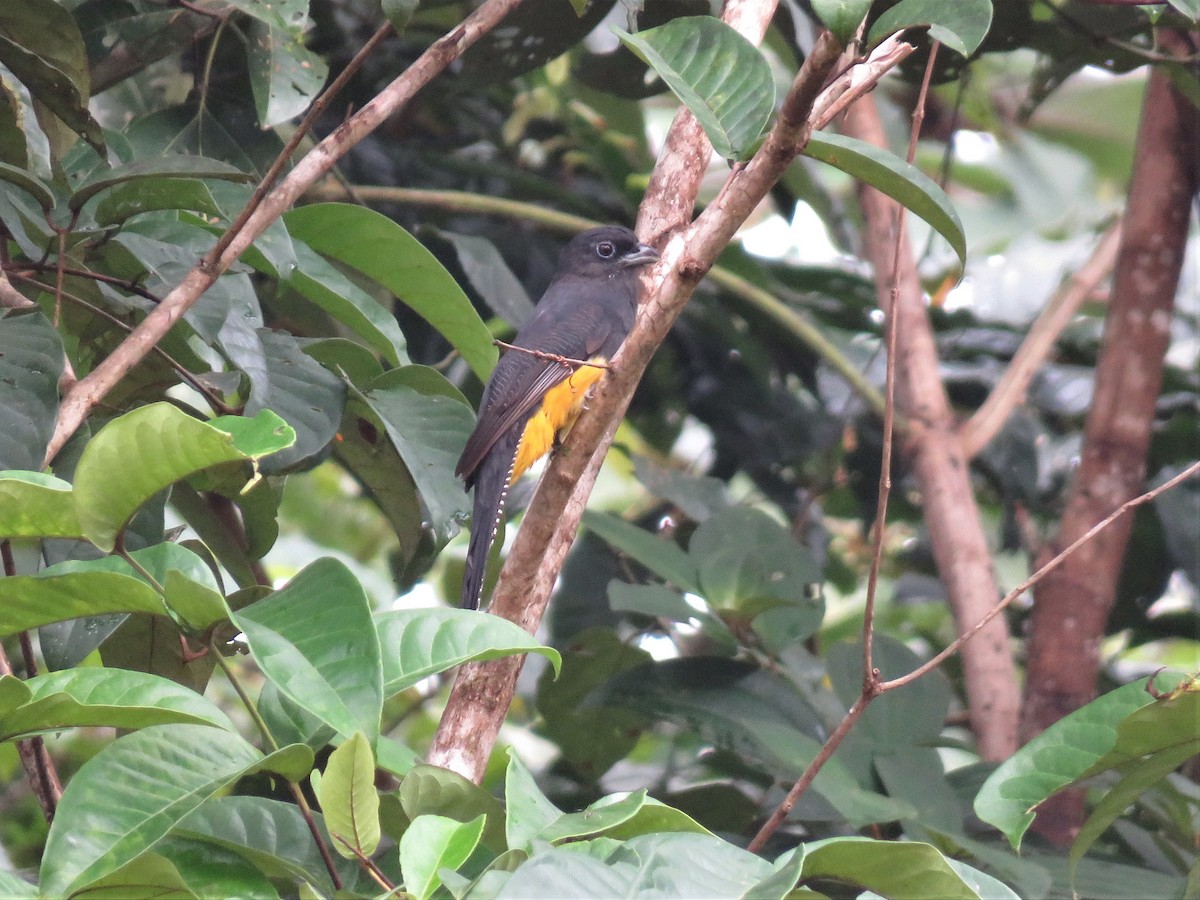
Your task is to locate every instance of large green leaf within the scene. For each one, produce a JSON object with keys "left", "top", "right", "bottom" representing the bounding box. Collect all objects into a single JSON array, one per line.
[
  {"left": 0, "top": 310, "right": 64, "bottom": 471},
  {"left": 0, "top": 668, "right": 234, "bottom": 742},
  {"left": 803, "top": 131, "right": 967, "bottom": 268},
  {"left": 69, "top": 156, "right": 253, "bottom": 212},
  {"left": 152, "top": 836, "right": 280, "bottom": 899},
  {"left": 247, "top": 20, "right": 328, "bottom": 128},
  {"left": 799, "top": 837, "right": 979, "bottom": 899},
  {"left": 93, "top": 178, "right": 222, "bottom": 227},
  {"left": 245, "top": 329, "right": 346, "bottom": 474},
  {"left": 867, "top": 0, "right": 993, "bottom": 57},
  {"left": 231, "top": 558, "right": 383, "bottom": 744},
  {"left": 0, "top": 0, "right": 104, "bottom": 150},
  {"left": 617, "top": 17, "right": 774, "bottom": 160},
  {"left": 0, "top": 470, "right": 81, "bottom": 538},
  {"left": 974, "top": 673, "right": 1186, "bottom": 850},
  {"left": 38, "top": 723, "right": 288, "bottom": 896},
  {"left": 356, "top": 366, "right": 476, "bottom": 546},
  {"left": 286, "top": 239, "right": 409, "bottom": 366},
  {"left": 581, "top": 510, "right": 699, "bottom": 594},
  {"left": 504, "top": 750, "right": 563, "bottom": 854},
  {"left": 317, "top": 731, "right": 380, "bottom": 859},
  {"left": 400, "top": 814, "right": 485, "bottom": 900},
  {"left": 73, "top": 404, "right": 294, "bottom": 551},
  {"left": 377, "top": 606, "right": 560, "bottom": 696},
  {"left": 399, "top": 764, "right": 509, "bottom": 854},
  {"left": 284, "top": 204, "right": 496, "bottom": 380},
  {"left": 0, "top": 542, "right": 223, "bottom": 637},
  {"left": 175, "top": 795, "right": 355, "bottom": 892}
]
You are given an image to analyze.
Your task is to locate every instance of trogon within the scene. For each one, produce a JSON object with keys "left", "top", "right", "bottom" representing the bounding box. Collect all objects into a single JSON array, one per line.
[{"left": 455, "top": 226, "right": 659, "bottom": 609}]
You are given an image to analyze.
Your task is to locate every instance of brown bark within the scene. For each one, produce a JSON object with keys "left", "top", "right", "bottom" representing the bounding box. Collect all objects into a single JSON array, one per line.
[
  {"left": 1020, "top": 44, "right": 1200, "bottom": 844},
  {"left": 842, "top": 97, "right": 1021, "bottom": 760}
]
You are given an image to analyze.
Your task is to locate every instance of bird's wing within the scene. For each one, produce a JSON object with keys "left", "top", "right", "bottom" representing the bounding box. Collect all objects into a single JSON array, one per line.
[{"left": 455, "top": 278, "right": 626, "bottom": 483}]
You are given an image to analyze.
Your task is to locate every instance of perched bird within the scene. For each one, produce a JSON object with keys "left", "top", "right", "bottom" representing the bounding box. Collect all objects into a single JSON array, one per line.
[{"left": 455, "top": 226, "right": 659, "bottom": 609}]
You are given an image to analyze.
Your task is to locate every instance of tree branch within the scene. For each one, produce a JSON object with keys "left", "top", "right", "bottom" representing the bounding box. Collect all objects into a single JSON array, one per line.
[
  {"left": 842, "top": 94, "right": 1022, "bottom": 760},
  {"left": 41, "top": 0, "right": 526, "bottom": 469},
  {"left": 426, "top": 18, "right": 859, "bottom": 781}
]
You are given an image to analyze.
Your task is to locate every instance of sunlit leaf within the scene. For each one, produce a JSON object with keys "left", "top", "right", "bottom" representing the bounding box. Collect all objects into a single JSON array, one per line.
[{"left": 317, "top": 732, "right": 381, "bottom": 859}]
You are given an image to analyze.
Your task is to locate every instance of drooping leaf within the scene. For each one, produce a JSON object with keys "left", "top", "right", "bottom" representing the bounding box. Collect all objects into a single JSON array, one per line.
[
  {"left": 803, "top": 131, "right": 967, "bottom": 268},
  {"left": 437, "top": 230, "right": 536, "bottom": 328},
  {"left": 38, "top": 724, "right": 285, "bottom": 896},
  {"left": 284, "top": 204, "right": 496, "bottom": 380},
  {"left": 0, "top": 542, "right": 223, "bottom": 637},
  {"left": 355, "top": 366, "right": 476, "bottom": 546},
  {"left": 581, "top": 510, "right": 699, "bottom": 594},
  {"left": 247, "top": 20, "right": 328, "bottom": 127},
  {"left": 72, "top": 404, "right": 294, "bottom": 551},
  {"left": 810, "top": 0, "right": 873, "bottom": 43},
  {"left": 616, "top": 17, "right": 774, "bottom": 160},
  {"left": 867, "top": 0, "right": 993, "bottom": 57},
  {"left": 799, "top": 837, "right": 979, "bottom": 899},
  {"left": 285, "top": 239, "right": 408, "bottom": 366},
  {"left": 399, "top": 814, "right": 485, "bottom": 900},
  {"left": 93, "top": 178, "right": 222, "bottom": 227},
  {"left": 974, "top": 672, "right": 1186, "bottom": 850},
  {"left": 231, "top": 557, "right": 383, "bottom": 744},
  {"left": 0, "top": 0, "right": 104, "bottom": 150},
  {"left": 0, "top": 470, "right": 81, "bottom": 538},
  {"left": 0, "top": 310, "right": 64, "bottom": 471},
  {"left": 69, "top": 155, "right": 252, "bottom": 212},
  {"left": 0, "top": 668, "right": 234, "bottom": 742},
  {"left": 317, "top": 732, "right": 381, "bottom": 860},
  {"left": 0, "top": 160, "right": 55, "bottom": 212},
  {"left": 504, "top": 749, "right": 563, "bottom": 853},
  {"left": 377, "top": 606, "right": 560, "bottom": 696}
]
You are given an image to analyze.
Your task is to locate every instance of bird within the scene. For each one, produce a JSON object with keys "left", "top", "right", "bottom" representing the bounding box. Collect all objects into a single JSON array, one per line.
[{"left": 455, "top": 225, "right": 659, "bottom": 609}]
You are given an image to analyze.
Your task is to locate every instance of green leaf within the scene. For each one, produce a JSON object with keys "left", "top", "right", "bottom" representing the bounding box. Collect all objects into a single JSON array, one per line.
[
  {"left": 73, "top": 404, "right": 294, "bottom": 551},
  {"left": 0, "top": 869, "right": 37, "bottom": 898},
  {"left": 220, "top": 0, "right": 310, "bottom": 32},
  {"left": 39, "top": 723, "right": 274, "bottom": 896},
  {"left": 437, "top": 230, "right": 535, "bottom": 328},
  {"left": 68, "top": 852, "right": 195, "bottom": 899},
  {"left": 0, "top": 668, "right": 234, "bottom": 742},
  {"left": 504, "top": 749, "right": 563, "bottom": 853},
  {"left": 0, "top": 542, "right": 223, "bottom": 637},
  {"left": 399, "top": 814, "right": 486, "bottom": 900},
  {"left": 803, "top": 131, "right": 967, "bottom": 268},
  {"left": 247, "top": 20, "right": 328, "bottom": 127},
  {"left": 317, "top": 732, "right": 381, "bottom": 859},
  {"left": 1168, "top": 0, "right": 1200, "bottom": 21},
  {"left": 0, "top": 0, "right": 104, "bottom": 150},
  {"left": 0, "top": 310, "right": 64, "bottom": 471},
  {"left": 689, "top": 507, "right": 822, "bottom": 626},
  {"left": 175, "top": 795, "right": 354, "bottom": 892},
  {"left": 153, "top": 836, "right": 280, "bottom": 899},
  {"left": 810, "top": 0, "right": 872, "bottom": 43},
  {"left": 284, "top": 204, "right": 496, "bottom": 380},
  {"left": 93, "top": 178, "right": 221, "bottom": 227},
  {"left": 867, "top": 0, "right": 993, "bottom": 57},
  {"left": 0, "top": 470, "right": 81, "bottom": 538},
  {"left": 377, "top": 606, "right": 561, "bottom": 696},
  {"left": 0, "top": 161, "right": 55, "bottom": 212},
  {"left": 616, "top": 17, "right": 774, "bottom": 160},
  {"left": 245, "top": 329, "right": 346, "bottom": 474},
  {"left": 537, "top": 791, "right": 648, "bottom": 844},
  {"left": 70, "top": 155, "right": 253, "bottom": 212},
  {"left": 231, "top": 558, "right": 384, "bottom": 744},
  {"left": 582, "top": 510, "right": 699, "bottom": 593},
  {"left": 286, "top": 238, "right": 409, "bottom": 366},
  {"left": 800, "top": 837, "right": 978, "bottom": 899},
  {"left": 974, "top": 672, "right": 1186, "bottom": 850},
  {"left": 399, "top": 764, "right": 508, "bottom": 853},
  {"left": 381, "top": 0, "right": 420, "bottom": 31}
]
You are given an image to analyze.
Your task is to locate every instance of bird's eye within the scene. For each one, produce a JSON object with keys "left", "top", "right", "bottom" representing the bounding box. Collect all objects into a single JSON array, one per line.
[{"left": 596, "top": 241, "right": 616, "bottom": 259}]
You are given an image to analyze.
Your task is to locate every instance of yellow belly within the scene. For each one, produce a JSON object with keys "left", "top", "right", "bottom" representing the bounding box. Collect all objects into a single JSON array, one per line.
[{"left": 511, "top": 360, "right": 606, "bottom": 482}]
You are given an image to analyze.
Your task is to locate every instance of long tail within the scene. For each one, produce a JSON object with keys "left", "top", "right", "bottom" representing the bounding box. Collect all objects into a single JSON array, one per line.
[{"left": 461, "top": 431, "right": 520, "bottom": 609}]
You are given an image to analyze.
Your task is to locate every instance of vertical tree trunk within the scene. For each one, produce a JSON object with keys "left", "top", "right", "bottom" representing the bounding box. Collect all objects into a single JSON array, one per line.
[
  {"left": 842, "top": 97, "right": 1022, "bottom": 761},
  {"left": 1020, "top": 45, "right": 1200, "bottom": 844}
]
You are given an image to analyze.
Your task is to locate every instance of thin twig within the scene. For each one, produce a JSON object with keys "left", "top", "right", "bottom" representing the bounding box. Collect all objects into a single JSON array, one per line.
[
  {"left": 334, "top": 835, "right": 395, "bottom": 892},
  {"left": 882, "top": 458, "right": 1200, "bottom": 691},
  {"left": 493, "top": 339, "right": 609, "bottom": 371},
  {"left": 208, "top": 636, "right": 345, "bottom": 891}
]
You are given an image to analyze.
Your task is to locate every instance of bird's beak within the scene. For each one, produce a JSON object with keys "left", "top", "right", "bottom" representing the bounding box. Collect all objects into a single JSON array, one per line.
[{"left": 620, "top": 243, "right": 660, "bottom": 268}]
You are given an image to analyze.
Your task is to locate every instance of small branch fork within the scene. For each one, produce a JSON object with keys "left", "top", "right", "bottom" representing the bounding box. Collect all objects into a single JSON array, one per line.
[{"left": 492, "top": 339, "right": 610, "bottom": 372}]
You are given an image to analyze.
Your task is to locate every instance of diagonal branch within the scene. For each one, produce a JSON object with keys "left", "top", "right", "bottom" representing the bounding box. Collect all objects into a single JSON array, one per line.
[{"left": 41, "top": 0, "right": 525, "bottom": 469}]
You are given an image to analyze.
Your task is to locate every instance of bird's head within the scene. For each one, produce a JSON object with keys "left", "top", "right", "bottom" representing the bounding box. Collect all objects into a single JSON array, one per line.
[{"left": 558, "top": 226, "right": 659, "bottom": 278}]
